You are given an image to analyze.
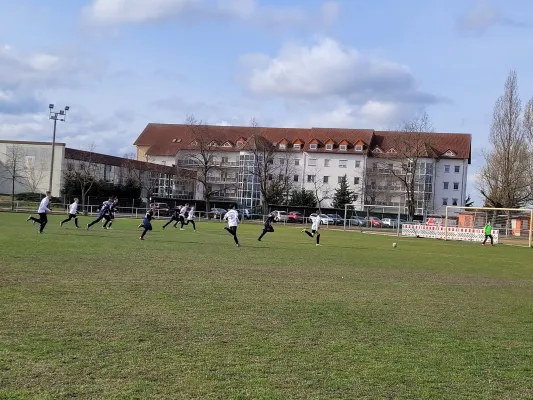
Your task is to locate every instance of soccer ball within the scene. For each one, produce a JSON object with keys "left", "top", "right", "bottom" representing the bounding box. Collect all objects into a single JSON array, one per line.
[{"left": 392, "top": 242, "right": 397, "bottom": 248}]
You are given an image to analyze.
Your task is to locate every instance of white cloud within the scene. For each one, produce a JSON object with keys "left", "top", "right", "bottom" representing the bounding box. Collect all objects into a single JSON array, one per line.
[
  {"left": 240, "top": 37, "right": 441, "bottom": 106},
  {"left": 457, "top": 0, "right": 531, "bottom": 33},
  {"left": 83, "top": 0, "right": 339, "bottom": 30}
]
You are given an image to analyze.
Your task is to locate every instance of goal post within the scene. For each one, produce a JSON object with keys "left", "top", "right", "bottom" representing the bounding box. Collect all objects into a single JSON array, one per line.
[
  {"left": 444, "top": 206, "right": 533, "bottom": 248},
  {"left": 344, "top": 203, "right": 406, "bottom": 237}
]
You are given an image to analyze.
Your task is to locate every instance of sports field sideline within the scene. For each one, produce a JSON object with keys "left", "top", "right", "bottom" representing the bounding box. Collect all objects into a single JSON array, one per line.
[{"left": 0, "top": 212, "right": 532, "bottom": 399}]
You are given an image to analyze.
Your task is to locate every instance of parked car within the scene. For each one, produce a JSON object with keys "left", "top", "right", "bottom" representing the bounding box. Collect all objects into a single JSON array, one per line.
[
  {"left": 149, "top": 202, "right": 170, "bottom": 216},
  {"left": 382, "top": 218, "right": 409, "bottom": 228},
  {"left": 347, "top": 215, "right": 366, "bottom": 226},
  {"left": 271, "top": 210, "right": 288, "bottom": 222},
  {"left": 327, "top": 214, "right": 345, "bottom": 225},
  {"left": 364, "top": 216, "right": 383, "bottom": 228},
  {"left": 310, "top": 213, "right": 334, "bottom": 225},
  {"left": 210, "top": 208, "right": 227, "bottom": 218},
  {"left": 288, "top": 211, "right": 304, "bottom": 223}
]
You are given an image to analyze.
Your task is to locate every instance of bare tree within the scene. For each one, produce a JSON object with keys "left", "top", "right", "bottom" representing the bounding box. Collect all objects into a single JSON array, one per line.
[
  {"left": 23, "top": 153, "right": 48, "bottom": 194},
  {"left": 121, "top": 153, "right": 166, "bottom": 202},
  {"left": 62, "top": 145, "right": 99, "bottom": 214},
  {"left": 246, "top": 118, "right": 295, "bottom": 211},
  {"left": 307, "top": 166, "right": 331, "bottom": 213},
  {"left": 0, "top": 145, "right": 27, "bottom": 210},
  {"left": 524, "top": 97, "right": 533, "bottom": 142},
  {"left": 374, "top": 112, "right": 435, "bottom": 220},
  {"left": 478, "top": 71, "right": 532, "bottom": 208},
  {"left": 176, "top": 115, "right": 235, "bottom": 213}
]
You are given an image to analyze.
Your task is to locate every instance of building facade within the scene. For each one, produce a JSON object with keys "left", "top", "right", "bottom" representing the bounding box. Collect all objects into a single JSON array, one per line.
[{"left": 133, "top": 124, "right": 472, "bottom": 216}]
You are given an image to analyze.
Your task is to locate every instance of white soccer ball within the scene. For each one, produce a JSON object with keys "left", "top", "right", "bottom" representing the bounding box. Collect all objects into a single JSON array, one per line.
[{"left": 392, "top": 242, "right": 397, "bottom": 248}]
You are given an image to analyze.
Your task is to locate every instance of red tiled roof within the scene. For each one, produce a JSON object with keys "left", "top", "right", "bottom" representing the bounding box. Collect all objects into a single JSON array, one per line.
[
  {"left": 133, "top": 124, "right": 471, "bottom": 161},
  {"left": 65, "top": 148, "right": 176, "bottom": 174},
  {"left": 371, "top": 131, "right": 472, "bottom": 160}
]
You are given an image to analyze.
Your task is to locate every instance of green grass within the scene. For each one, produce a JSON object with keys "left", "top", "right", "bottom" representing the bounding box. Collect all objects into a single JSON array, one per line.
[{"left": 0, "top": 212, "right": 532, "bottom": 399}]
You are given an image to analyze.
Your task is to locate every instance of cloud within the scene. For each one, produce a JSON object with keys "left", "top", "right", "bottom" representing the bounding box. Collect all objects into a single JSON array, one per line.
[
  {"left": 457, "top": 0, "right": 531, "bottom": 33},
  {"left": 82, "top": 0, "right": 338, "bottom": 31},
  {"left": 239, "top": 37, "right": 444, "bottom": 107}
]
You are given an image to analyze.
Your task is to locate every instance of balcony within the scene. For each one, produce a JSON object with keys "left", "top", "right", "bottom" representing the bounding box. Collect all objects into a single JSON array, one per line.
[
  {"left": 206, "top": 176, "right": 238, "bottom": 184},
  {"left": 177, "top": 159, "right": 239, "bottom": 167}
]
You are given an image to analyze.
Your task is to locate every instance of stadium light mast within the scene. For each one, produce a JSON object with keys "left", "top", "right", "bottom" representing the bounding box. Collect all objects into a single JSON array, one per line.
[{"left": 48, "top": 104, "right": 69, "bottom": 194}]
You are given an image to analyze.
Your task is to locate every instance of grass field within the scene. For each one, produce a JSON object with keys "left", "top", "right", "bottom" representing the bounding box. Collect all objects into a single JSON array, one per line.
[{"left": 1, "top": 212, "right": 532, "bottom": 399}]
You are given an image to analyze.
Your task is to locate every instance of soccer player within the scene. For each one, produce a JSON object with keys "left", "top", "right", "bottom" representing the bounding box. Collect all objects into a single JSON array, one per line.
[
  {"left": 27, "top": 191, "right": 52, "bottom": 233},
  {"left": 104, "top": 198, "right": 118, "bottom": 229},
  {"left": 223, "top": 204, "right": 240, "bottom": 247},
  {"left": 176, "top": 203, "right": 189, "bottom": 230},
  {"left": 138, "top": 207, "right": 154, "bottom": 240},
  {"left": 60, "top": 198, "right": 80, "bottom": 228},
  {"left": 258, "top": 212, "right": 275, "bottom": 241},
  {"left": 482, "top": 221, "right": 494, "bottom": 246},
  {"left": 87, "top": 197, "right": 113, "bottom": 229},
  {"left": 181, "top": 205, "right": 197, "bottom": 231},
  {"left": 302, "top": 212, "right": 321, "bottom": 246},
  {"left": 162, "top": 206, "right": 180, "bottom": 230}
]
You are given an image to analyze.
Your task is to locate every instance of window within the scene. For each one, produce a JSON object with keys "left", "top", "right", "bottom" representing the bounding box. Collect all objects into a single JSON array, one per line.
[
  {"left": 268, "top": 159, "right": 274, "bottom": 165},
  {"left": 104, "top": 165, "right": 112, "bottom": 182},
  {"left": 453, "top": 182, "right": 459, "bottom": 190},
  {"left": 294, "top": 144, "right": 301, "bottom": 150},
  {"left": 307, "top": 175, "right": 315, "bottom": 183},
  {"left": 280, "top": 158, "right": 285, "bottom": 165},
  {"left": 268, "top": 174, "right": 272, "bottom": 180},
  {"left": 339, "top": 160, "right": 347, "bottom": 168},
  {"left": 278, "top": 174, "right": 283, "bottom": 181},
  {"left": 442, "top": 198, "right": 448, "bottom": 206},
  {"left": 444, "top": 165, "right": 450, "bottom": 173},
  {"left": 279, "top": 144, "right": 286, "bottom": 149},
  {"left": 222, "top": 156, "right": 228, "bottom": 164},
  {"left": 236, "top": 140, "right": 243, "bottom": 146},
  {"left": 452, "top": 198, "right": 458, "bottom": 206},
  {"left": 355, "top": 160, "right": 361, "bottom": 168},
  {"left": 294, "top": 175, "right": 299, "bottom": 182},
  {"left": 25, "top": 156, "right": 35, "bottom": 168},
  {"left": 324, "top": 159, "right": 330, "bottom": 167},
  {"left": 338, "top": 176, "right": 344, "bottom": 184},
  {"left": 443, "top": 182, "right": 449, "bottom": 190},
  {"left": 353, "top": 195, "right": 358, "bottom": 202},
  {"left": 339, "top": 144, "right": 347, "bottom": 151},
  {"left": 355, "top": 145, "right": 363, "bottom": 151},
  {"left": 308, "top": 158, "right": 317, "bottom": 167},
  {"left": 323, "top": 176, "right": 329, "bottom": 183},
  {"left": 309, "top": 143, "right": 317, "bottom": 150},
  {"left": 454, "top": 165, "right": 460, "bottom": 173},
  {"left": 326, "top": 144, "right": 333, "bottom": 150},
  {"left": 294, "top": 159, "right": 300, "bottom": 166},
  {"left": 354, "top": 177, "right": 360, "bottom": 185}
]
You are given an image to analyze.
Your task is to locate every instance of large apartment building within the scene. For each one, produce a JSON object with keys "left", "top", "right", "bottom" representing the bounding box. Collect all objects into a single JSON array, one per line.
[{"left": 133, "top": 124, "right": 471, "bottom": 216}]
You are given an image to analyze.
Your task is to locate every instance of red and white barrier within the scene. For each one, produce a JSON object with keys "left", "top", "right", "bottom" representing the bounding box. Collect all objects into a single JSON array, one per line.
[{"left": 402, "top": 224, "right": 499, "bottom": 243}]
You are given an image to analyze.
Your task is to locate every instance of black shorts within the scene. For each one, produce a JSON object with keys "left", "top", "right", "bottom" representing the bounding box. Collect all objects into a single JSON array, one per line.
[{"left": 264, "top": 225, "right": 274, "bottom": 232}]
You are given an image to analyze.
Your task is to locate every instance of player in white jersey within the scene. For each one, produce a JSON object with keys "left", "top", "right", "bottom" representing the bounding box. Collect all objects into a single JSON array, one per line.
[
  {"left": 26, "top": 191, "right": 52, "bottom": 233},
  {"left": 60, "top": 198, "right": 80, "bottom": 228},
  {"left": 181, "top": 205, "right": 197, "bottom": 231},
  {"left": 177, "top": 204, "right": 189, "bottom": 230},
  {"left": 223, "top": 204, "right": 240, "bottom": 247},
  {"left": 302, "top": 211, "right": 321, "bottom": 246}
]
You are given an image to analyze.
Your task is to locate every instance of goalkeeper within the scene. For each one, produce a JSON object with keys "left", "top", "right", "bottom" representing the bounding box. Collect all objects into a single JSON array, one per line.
[{"left": 482, "top": 222, "right": 493, "bottom": 246}]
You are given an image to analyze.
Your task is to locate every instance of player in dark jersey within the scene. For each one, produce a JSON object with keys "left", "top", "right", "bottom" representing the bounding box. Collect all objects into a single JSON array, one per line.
[
  {"left": 258, "top": 212, "right": 276, "bottom": 241},
  {"left": 87, "top": 197, "right": 113, "bottom": 229},
  {"left": 103, "top": 198, "right": 118, "bottom": 229},
  {"left": 138, "top": 207, "right": 154, "bottom": 240},
  {"left": 162, "top": 206, "right": 180, "bottom": 230}
]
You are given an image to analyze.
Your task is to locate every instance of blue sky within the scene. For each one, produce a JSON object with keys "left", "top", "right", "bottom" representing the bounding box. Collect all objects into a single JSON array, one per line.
[{"left": 1, "top": 0, "right": 532, "bottom": 204}]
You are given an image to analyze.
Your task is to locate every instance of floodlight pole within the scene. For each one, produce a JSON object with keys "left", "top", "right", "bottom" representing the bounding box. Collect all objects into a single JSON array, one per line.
[{"left": 48, "top": 104, "right": 69, "bottom": 194}]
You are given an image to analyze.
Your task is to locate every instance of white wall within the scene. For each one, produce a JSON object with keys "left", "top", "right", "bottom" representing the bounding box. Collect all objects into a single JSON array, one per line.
[
  {"left": 433, "top": 158, "right": 469, "bottom": 215},
  {"left": 0, "top": 141, "right": 65, "bottom": 197}
]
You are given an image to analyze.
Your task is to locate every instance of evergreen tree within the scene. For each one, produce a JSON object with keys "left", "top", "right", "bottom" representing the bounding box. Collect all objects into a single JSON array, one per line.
[
  {"left": 289, "top": 188, "right": 316, "bottom": 207},
  {"left": 332, "top": 175, "right": 354, "bottom": 209}
]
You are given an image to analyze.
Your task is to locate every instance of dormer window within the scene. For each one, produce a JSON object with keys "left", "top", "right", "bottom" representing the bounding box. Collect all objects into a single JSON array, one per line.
[
  {"left": 387, "top": 148, "right": 397, "bottom": 154},
  {"left": 209, "top": 141, "right": 218, "bottom": 147},
  {"left": 293, "top": 144, "right": 301, "bottom": 150},
  {"left": 279, "top": 143, "right": 286, "bottom": 149},
  {"left": 192, "top": 140, "right": 199, "bottom": 146},
  {"left": 373, "top": 147, "right": 382, "bottom": 153},
  {"left": 444, "top": 150, "right": 456, "bottom": 157},
  {"left": 309, "top": 144, "right": 317, "bottom": 150},
  {"left": 339, "top": 144, "right": 347, "bottom": 151},
  {"left": 355, "top": 145, "right": 363, "bottom": 151},
  {"left": 325, "top": 144, "right": 333, "bottom": 151},
  {"left": 222, "top": 141, "right": 232, "bottom": 147},
  {"left": 236, "top": 141, "right": 243, "bottom": 146}
]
